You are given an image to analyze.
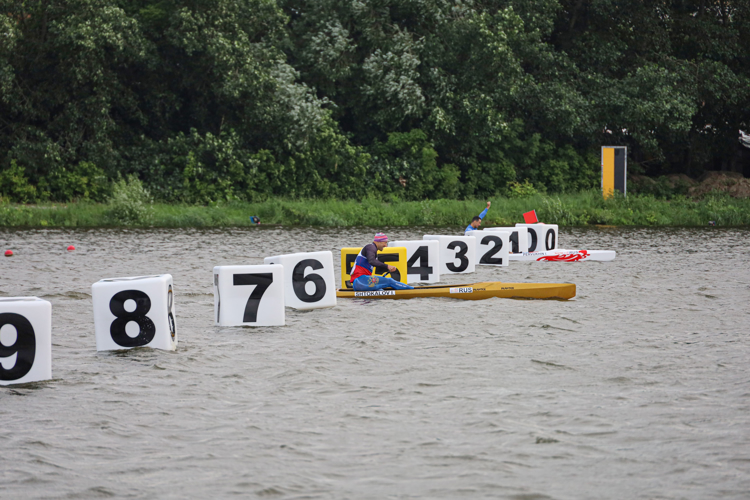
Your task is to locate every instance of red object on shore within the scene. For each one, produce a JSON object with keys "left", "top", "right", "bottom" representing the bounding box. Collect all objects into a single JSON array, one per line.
[
  {"left": 522, "top": 210, "right": 539, "bottom": 224},
  {"left": 67, "top": 245, "right": 75, "bottom": 251},
  {"left": 4, "top": 250, "right": 13, "bottom": 257}
]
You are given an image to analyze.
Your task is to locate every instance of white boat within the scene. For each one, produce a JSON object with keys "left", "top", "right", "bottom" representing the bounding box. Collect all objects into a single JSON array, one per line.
[{"left": 508, "top": 249, "right": 616, "bottom": 262}]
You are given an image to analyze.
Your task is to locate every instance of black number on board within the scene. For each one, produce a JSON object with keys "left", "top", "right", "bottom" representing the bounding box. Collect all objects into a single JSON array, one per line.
[
  {"left": 167, "top": 285, "right": 175, "bottom": 339},
  {"left": 345, "top": 254, "right": 357, "bottom": 276},
  {"left": 446, "top": 241, "right": 469, "bottom": 272},
  {"left": 509, "top": 231, "right": 519, "bottom": 254},
  {"left": 0, "top": 313, "right": 36, "bottom": 381},
  {"left": 528, "top": 229, "right": 538, "bottom": 252},
  {"left": 292, "top": 259, "right": 327, "bottom": 303},
  {"left": 376, "top": 253, "right": 401, "bottom": 282},
  {"left": 406, "top": 246, "right": 433, "bottom": 280},
  {"left": 233, "top": 273, "right": 274, "bottom": 323},
  {"left": 110, "top": 290, "right": 156, "bottom": 347},
  {"left": 545, "top": 229, "right": 556, "bottom": 251},
  {"left": 479, "top": 235, "right": 504, "bottom": 265}
]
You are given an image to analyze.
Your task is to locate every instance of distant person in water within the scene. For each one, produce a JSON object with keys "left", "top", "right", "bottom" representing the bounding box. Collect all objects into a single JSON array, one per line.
[
  {"left": 250, "top": 216, "right": 261, "bottom": 225},
  {"left": 349, "top": 233, "right": 414, "bottom": 291},
  {"left": 464, "top": 201, "right": 491, "bottom": 233}
]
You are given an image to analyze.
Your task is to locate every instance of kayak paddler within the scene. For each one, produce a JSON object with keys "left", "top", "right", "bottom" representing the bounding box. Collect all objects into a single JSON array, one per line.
[
  {"left": 349, "top": 233, "right": 414, "bottom": 291},
  {"left": 464, "top": 201, "right": 491, "bottom": 233}
]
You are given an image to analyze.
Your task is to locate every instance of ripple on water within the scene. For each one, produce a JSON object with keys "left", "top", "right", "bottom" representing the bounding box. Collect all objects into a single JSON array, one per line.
[{"left": 0, "top": 226, "right": 749, "bottom": 499}]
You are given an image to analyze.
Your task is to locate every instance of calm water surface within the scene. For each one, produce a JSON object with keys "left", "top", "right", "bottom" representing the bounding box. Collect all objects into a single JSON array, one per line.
[{"left": 0, "top": 226, "right": 748, "bottom": 499}]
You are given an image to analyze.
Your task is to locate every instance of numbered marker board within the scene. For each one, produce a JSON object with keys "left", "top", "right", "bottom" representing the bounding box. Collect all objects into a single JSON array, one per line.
[
  {"left": 469, "top": 230, "right": 510, "bottom": 266},
  {"left": 214, "top": 265, "right": 284, "bottom": 327},
  {"left": 340, "top": 247, "right": 407, "bottom": 288},
  {"left": 92, "top": 275, "right": 177, "bottom": 351},
  {"left": 483, "top": 227, "right": 528, "bottom": 254},
  {"left": 390, "top": 240, "right": 440, "bottom": 283},
  {"left": 423, "top": 235, "right": 476, "bottom": 275},
  {"left": 515, "top": 224, "right": 558, "bottom": 252},
  {"left": 0, "top": 297, "right": 52, "bottom": 386},
  {"left": 264, "top": 251, "right": 336, "bottom": 310}
]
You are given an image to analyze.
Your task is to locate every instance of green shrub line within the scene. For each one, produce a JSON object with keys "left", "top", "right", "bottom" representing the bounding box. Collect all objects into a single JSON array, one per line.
[
  {"left": 2, "top": 190, "right": 749, "bottom": 228},
  {"left": 2, "top": 1, "right": 748, "bottom": 207}
]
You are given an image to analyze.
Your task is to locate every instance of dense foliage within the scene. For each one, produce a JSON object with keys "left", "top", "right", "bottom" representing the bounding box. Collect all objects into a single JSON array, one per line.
[{"left": 1, "top": 0, "right": 748, "bottom": 203}]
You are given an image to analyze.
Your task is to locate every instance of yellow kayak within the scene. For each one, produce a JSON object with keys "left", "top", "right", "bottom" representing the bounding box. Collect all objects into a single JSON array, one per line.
[{"left": 336, "top": 281, "right": 575, "bottom": 301}]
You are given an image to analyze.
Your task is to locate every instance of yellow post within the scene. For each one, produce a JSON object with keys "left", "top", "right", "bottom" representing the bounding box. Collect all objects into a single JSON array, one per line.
[{"left": 602, "top": 146, "right": 615, "bottom": 199}]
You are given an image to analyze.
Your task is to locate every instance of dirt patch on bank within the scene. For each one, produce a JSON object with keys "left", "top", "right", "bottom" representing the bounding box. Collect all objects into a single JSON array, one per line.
[
  {"left": 689, "top": 172, "right": 750, "bottom": 198},
  {"left": 665, "top": 173, "right": 698, "bottom": 188},
  {"left": 629, "top": 171, "right": 750, "bottom": 198}
]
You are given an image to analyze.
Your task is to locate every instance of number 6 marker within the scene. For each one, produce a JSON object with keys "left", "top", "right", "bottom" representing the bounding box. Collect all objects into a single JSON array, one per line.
[{"left": 264, "top": 251, "right": 337, "bottom": 310}]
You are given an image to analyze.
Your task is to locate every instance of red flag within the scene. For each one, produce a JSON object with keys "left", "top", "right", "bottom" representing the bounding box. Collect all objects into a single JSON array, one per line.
[{"left": 522, "top": 210, "right": 538, "bottom": 224}]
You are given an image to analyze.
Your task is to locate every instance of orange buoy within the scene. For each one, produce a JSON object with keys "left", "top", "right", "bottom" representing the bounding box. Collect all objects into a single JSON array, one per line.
[
  {"left": 67, "top": 245, "right": 75, "bottom": 251},
  {"left": 4, "top": 250, "right": 13, "bottom": 257}
]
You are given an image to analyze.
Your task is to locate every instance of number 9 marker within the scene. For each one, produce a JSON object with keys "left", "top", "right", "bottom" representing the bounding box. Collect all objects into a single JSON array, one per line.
[{"left": 0, "top": 297, "right": 52, "bottom": 386}]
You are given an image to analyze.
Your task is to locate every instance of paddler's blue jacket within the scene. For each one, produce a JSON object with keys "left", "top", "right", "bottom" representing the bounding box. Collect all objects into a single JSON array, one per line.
[{"left": 464, "top": 207, "right": 489, "bottom": 233}]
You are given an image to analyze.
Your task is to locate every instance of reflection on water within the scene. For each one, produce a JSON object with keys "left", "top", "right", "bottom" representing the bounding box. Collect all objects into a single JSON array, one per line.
[{"left": 1, "top": 226, "right": 749, "bottom": 499}]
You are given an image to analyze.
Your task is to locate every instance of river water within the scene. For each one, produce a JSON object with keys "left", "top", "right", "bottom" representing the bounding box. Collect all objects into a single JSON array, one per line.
[{"left": 0, "top": 226, "right": 748, "bottom": 499}]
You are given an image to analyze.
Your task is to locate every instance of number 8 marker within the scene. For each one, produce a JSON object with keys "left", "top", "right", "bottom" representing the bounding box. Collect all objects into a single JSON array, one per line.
[
  {"left": 109, "top": 290, "right": 156, "bottom": 347},
  {"left": 92, "top": 275, "right": 177, "bottom": 351}
]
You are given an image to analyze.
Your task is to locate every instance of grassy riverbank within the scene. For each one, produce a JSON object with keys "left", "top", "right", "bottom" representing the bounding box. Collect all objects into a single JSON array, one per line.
[{"left": 1, "top": 190, "right": 749, "bottom": 228}]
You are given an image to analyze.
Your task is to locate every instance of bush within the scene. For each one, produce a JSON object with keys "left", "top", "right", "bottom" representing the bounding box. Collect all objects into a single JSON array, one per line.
[
  {"left": 106, "top": 175, "right": 153, "bottom": 225},
  {"left": 139, "top": 129, "right": 280, "bottom": 204},
  {"left": 0, "top": 160, "right": 38, "bottom": 203},
  {"left": 42, "top": 162, "right": 111, "bottom": 202},
  {"left": 512, "top": 138, "right": 598, "bottom": 193},
  {"left": 458, "top": 159, "right": 517, "bottom": 199},
  {"left": 506, "top": 180, "right": 538, "bottom": 198},
  {"left": 368, "top": 129, "right": 462, "bottom": 200}
]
